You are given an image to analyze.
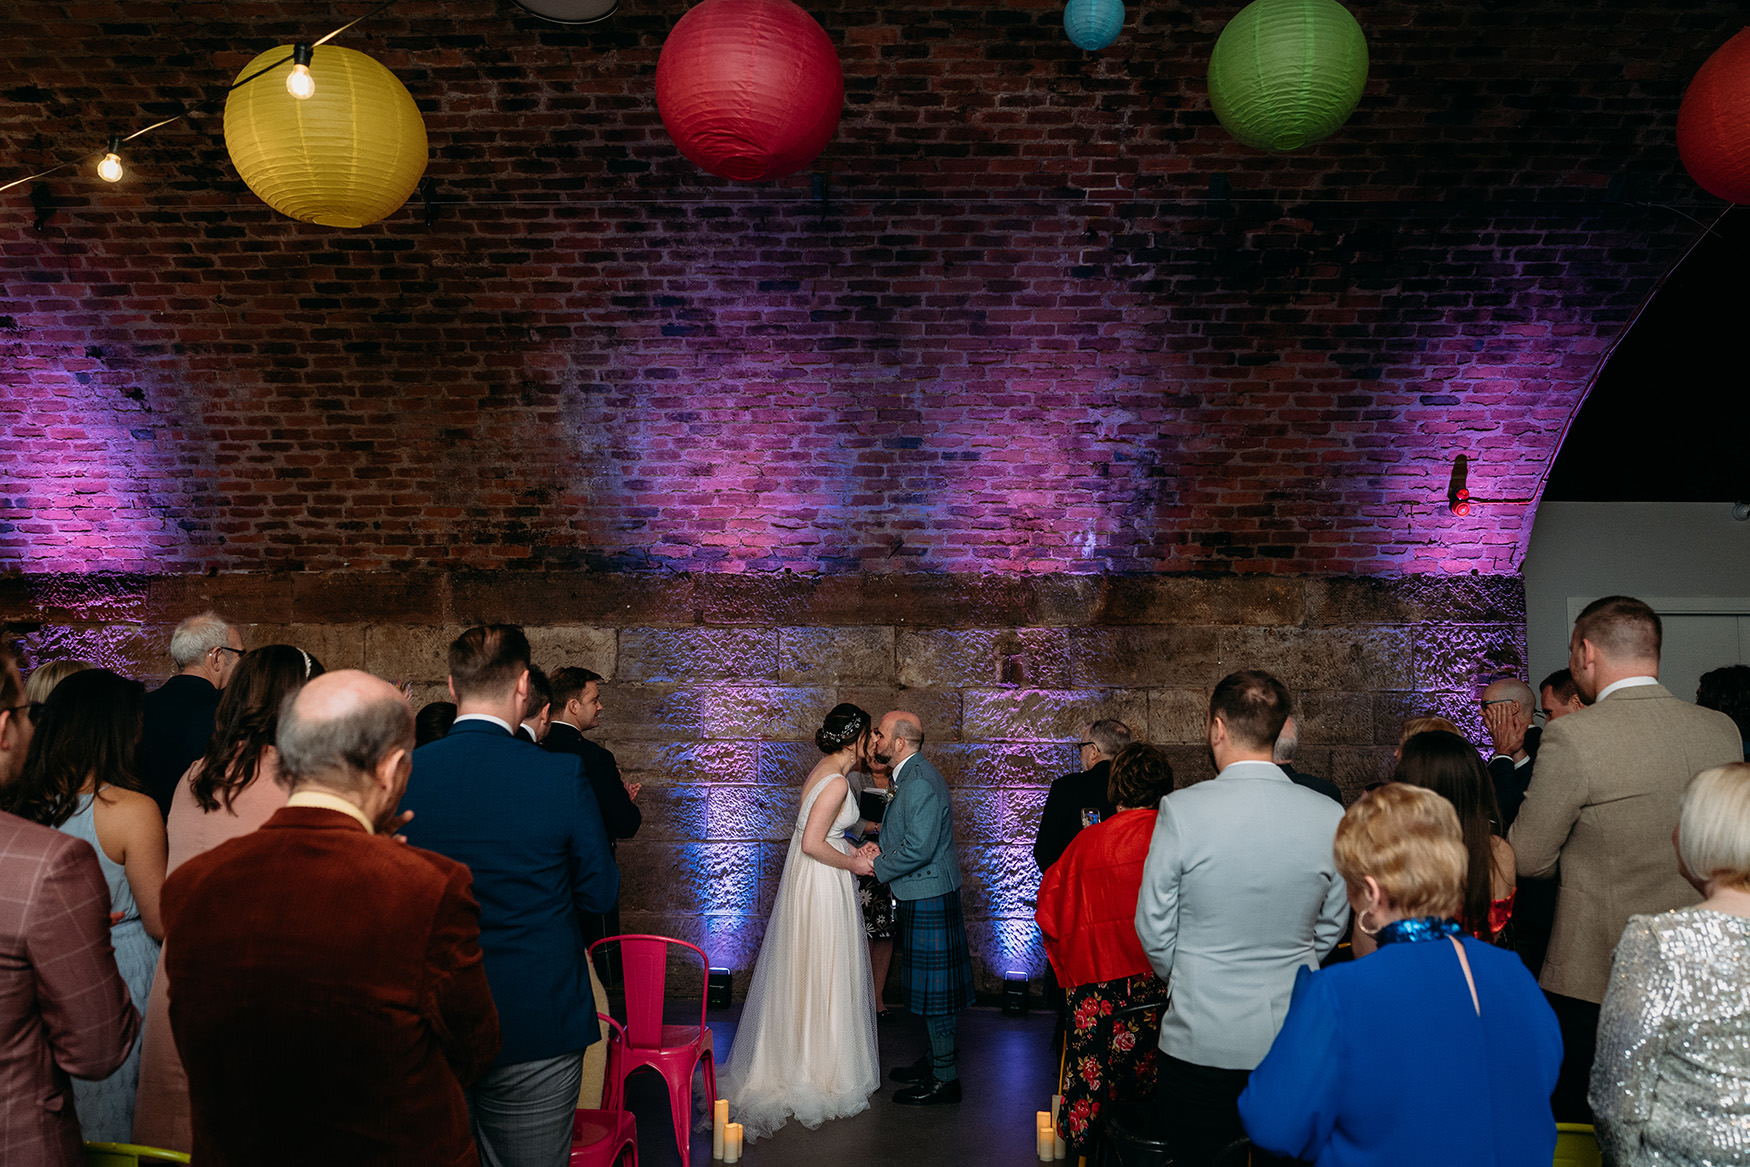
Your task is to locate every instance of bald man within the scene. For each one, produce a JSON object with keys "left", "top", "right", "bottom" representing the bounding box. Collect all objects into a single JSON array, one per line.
[
  {"left": 869, "top": 710, "right": 973, "bottom": 1106},
  {"left": 164, "top": 670, "right": 501, "bottom": 1165},
  {"left": 1481, "top": 678, "right": 1541, "bottom": 828}
]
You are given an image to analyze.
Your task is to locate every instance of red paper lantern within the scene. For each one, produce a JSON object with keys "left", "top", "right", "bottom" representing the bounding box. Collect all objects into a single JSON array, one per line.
[
  {"left": 1678, "top": 28, "right": 1750, "bottom": 204},
  {"left": 655, "top": 0, "right": 844, "bottom": 182}
]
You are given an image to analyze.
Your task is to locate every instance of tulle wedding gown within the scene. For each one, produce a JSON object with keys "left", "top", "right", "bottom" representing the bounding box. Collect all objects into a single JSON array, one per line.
[{"left": 720, "top": 773, "right": 880, "bottom": 1141}]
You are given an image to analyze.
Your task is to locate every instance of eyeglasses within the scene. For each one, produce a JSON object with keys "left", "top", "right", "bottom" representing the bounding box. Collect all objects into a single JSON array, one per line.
[
  {"left": 1, "top": 702, "right": 42, "bottom": 722},
  {"left": 214, "top": 646, "right": 244, "bottom": 659},
  {"left": 1076, "top": 741, "right": 1095, "bottom": 750}
]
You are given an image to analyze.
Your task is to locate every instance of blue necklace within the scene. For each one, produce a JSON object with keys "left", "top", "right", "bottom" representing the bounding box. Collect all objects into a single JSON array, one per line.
[{"left": 1376, "top": 916, "right": 1463, "bottom": 946}]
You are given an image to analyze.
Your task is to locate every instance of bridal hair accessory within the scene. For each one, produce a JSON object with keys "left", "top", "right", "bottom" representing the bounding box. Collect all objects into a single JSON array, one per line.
[{"left": 299, "top": 648, "right": 313, "bottom": 678}]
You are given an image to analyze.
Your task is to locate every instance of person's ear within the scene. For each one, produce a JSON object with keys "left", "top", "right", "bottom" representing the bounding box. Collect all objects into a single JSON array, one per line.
[
  {"left": 376, "top": 747, "right": 409, "bottom": 793},
  {"left": 0, "top": 709, "right": 13, "bottom": 753},
  {"left": 447, "top": 676, "right": 458, "bottom": 701}
]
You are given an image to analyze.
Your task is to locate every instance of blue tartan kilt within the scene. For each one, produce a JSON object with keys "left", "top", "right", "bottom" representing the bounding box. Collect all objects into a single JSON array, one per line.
[{"left": 896, "top": 888, "right": 975, "bottom": 1017}]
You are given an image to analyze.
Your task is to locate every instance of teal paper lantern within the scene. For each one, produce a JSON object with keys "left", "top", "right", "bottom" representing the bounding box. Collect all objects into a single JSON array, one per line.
[
  {"left": 1207, "top": 0, "right": 1368, "bottom": 151},
  {"left": 1064, "top": 0, "right": 1125, "bottom": 51}
]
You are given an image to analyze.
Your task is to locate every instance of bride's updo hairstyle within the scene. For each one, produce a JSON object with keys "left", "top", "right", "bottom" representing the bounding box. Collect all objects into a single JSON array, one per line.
[{"left": 816, "top": 703, "right": 872, "bottom": 754}]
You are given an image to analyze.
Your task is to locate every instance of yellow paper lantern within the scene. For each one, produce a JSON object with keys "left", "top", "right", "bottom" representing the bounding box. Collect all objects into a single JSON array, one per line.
[{"left": 223, "top": 44, "right": 427, "bottom": 228}]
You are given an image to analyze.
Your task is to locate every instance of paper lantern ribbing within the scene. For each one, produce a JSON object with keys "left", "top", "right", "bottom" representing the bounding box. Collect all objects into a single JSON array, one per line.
[
  {"left": 1678, "top": 29, "right": 1750, "bottom": 204},
  {"left": 655, "top": 0, "right": 844, "bottom": 182},
  {"left": 224, "top": 45, "right": 427, "bottom": 228},
  {"left": 1207, "top": 0, "right": 1368, "bottom": 152},
  {"left": 1064, "top": 0, "right": 1125, "bottom": 51}
]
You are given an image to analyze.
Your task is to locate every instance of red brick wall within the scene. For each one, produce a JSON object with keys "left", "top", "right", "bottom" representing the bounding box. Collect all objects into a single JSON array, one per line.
[{"left": 0, "top": 0, "right": 1738, "bottom": 575}]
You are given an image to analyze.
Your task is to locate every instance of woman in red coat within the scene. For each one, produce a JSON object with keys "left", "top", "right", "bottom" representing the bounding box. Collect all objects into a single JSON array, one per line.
[{"left": 1035, "top": 743, "right": 1176, "bottom": 1157}]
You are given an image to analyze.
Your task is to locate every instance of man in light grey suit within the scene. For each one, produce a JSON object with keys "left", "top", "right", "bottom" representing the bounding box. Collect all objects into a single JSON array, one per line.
[
  {"left": 1510, "top": 595, "right": 1741, "bottom": 1122},
  {"left": 868, "top": 710, "right": 974, "bottom": 1106},
  {"left": 1135, "top": 671, "right": 1348, "bottom": 1167}
]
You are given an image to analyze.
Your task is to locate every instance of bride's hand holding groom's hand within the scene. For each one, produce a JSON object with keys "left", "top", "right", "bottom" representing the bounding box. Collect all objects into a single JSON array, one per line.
[{"left": 849, "top": 841, "right": 880, "bottom": 877}]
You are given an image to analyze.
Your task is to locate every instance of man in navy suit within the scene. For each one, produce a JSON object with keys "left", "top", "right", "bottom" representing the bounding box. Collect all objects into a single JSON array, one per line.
[{"left": 402, "top": 625, "right": 620, "bottom": 1167}]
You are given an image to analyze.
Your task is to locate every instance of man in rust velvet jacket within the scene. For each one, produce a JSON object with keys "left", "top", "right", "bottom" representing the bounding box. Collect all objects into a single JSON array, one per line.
[
  {"left": 0, "top": 645, "right": 140, "bottom": 1167},
  {"left": 164, "top": 670, "right": 501, "bottom": 1167}
]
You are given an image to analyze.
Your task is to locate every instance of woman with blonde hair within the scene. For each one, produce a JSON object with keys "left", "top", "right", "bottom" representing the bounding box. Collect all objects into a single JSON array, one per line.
[
  {"left": 1591, "top": 762, "right": 1750, "bottom": 1165},
  {"left": 1240, "top": 783, "right": 1560, "bottom": 1166}
]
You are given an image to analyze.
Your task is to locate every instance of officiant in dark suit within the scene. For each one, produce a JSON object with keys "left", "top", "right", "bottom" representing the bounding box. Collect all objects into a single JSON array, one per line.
[{"left": 1033, "top": 718, "right": 1131, "bottom": 873}]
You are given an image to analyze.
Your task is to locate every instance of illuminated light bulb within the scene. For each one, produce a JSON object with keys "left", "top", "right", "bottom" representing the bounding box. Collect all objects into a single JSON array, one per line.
[
  {"left": 97, "top": 137, "right": 124, "bottom": 182},
  {"left": 287, "top": 43, "right": 315, "bottom": 99}
]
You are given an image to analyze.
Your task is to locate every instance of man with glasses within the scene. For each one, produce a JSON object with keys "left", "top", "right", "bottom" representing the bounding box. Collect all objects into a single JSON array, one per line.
[
  {"left": 0, "top": 644, "right": 140, "bottom": 1165},
  {"left": 141, "top": 611, "right": 245, "bottom": 817},
  {"left": 1032, "top": 718, "right": 1132, "bottom": 874}
]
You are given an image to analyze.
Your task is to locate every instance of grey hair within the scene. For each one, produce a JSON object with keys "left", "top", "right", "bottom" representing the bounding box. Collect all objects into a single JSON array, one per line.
[
  {"left": 276, "top": 690, "right": 413, "bottom": 795},
  {"left": 891, "top": 716, "right": 924, "bottom": 747},
  {"left": 1273, "top": 716, "right": 1299, "bottom": 764},
  {"left": 169, "top": 611, "right": 234, "bottom": 668},
  {"left": 1089, "top": 718, "right": 1132, "bottom": 759}
]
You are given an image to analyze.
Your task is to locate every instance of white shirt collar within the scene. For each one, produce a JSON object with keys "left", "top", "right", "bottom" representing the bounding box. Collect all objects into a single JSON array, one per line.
[
  {"left": 454, "top": 713, "right": 513, "bottom": 733},
  {"left": 286, "top": 790, "right": 375, "bottom": 834},
  {"left": 891, "top": 752, "right": 921, "bottom": 783},
  {"left": 1215, "top": 759, "right": 1290, "bottom": 782},
  {"left": 1596, "top": 676, "right": 1660, "bottom": 702}
]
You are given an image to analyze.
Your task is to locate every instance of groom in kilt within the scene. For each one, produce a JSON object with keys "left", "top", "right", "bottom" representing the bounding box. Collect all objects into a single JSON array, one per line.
[{"left": 868, "top": 710, "right": 975, "bottom": 1105}]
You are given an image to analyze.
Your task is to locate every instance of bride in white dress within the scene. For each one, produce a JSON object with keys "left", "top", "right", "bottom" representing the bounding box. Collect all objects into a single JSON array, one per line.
[{"left": 720, "top": 703, "right": 882, "bottom": 1141}]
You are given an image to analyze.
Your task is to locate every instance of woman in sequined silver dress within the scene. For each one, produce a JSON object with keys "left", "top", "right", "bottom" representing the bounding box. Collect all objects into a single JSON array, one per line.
[{"left": 1591, "top": 763, "right": 1750, "bottom": 1167}]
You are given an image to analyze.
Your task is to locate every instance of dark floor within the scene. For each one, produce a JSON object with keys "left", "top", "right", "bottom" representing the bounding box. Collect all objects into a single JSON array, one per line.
[{"left": 620, "top": 1004, "right": 1062, "bottom": 1167}]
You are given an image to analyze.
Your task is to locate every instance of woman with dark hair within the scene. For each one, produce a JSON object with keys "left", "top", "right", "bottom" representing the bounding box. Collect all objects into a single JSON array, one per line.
[
  {"left": 2, "top": 667, "right": 164, "bottom": 1143},
  {"left": 721, "top": 702, "right": 881, "bottom": 1141},
  {"left": 1394, "top": 730, "right": 1516, "bottom": 945},
  {"left": 132, "top": 644, "right": 322, "bottom": 1150},
  {"left": 1035, "top": 742, "right": 1176, "bottom": 1159}
]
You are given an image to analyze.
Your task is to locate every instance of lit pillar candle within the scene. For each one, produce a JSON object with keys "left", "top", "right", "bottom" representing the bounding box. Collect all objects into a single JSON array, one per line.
[
  {"left": 1037, "top": 1113, "right": 1054, "bottom": 1161},
  {"left": 725, "top": 1122, "right": 745, "bottom": 1164},
  {"left": 713, "top": 1099, "right": 729, "bottom": 1159}
]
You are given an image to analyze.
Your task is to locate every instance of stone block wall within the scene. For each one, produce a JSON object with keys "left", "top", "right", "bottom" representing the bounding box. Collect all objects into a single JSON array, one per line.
[{"left": 0, "top": 569, "right": 1526, "bottom": 995}]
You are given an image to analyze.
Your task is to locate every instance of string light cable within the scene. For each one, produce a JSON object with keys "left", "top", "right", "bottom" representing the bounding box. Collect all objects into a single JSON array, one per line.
[{"left": 0, "top": 0, "right": 401, "bottom": 197}]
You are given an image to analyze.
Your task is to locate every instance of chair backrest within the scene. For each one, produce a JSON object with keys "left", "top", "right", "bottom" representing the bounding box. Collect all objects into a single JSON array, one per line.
[
  {"left": 1553, "top": 1123, "right": 1602, "bottom": 1167},
  {"left": 591, "top": 933, "right": 709, "bottom": 1046},
  {"left": 85, "top": 1144, "right": 192, "bottom": 1167}
]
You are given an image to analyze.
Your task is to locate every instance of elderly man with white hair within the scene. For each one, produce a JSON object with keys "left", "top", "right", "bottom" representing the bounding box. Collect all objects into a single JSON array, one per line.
[{"left": 140, "top": 612, "right": 243, "bottom": 817}]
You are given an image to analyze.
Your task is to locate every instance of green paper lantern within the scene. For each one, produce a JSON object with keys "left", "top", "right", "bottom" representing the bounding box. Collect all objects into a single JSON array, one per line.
[{"left": 1207, "top": 0, "right": 1368, "bottom": 152}]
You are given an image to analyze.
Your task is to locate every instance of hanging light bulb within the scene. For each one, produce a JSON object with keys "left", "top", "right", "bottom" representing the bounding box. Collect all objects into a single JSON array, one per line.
[
  {"left": 286, "top": 43, "right": 316, "bottom": 99},
  {"left": 96, "top": 136, "right": 124, "bottom": 183}
]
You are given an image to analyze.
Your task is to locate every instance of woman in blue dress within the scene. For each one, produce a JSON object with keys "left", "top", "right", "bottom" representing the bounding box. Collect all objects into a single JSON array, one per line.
[
  {"left": 3, "top": 668, "right": 166, "bottom": 1143},
  {"left": 1239, "top": 783, "right": 1561, "bottom": 1167}
]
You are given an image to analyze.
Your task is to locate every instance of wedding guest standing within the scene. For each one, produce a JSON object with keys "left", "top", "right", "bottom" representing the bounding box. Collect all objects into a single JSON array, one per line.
[
  {"left": 141, "top": 612, "right": 243, "bottom": 816},
  {"left": 1135, "top": 671, "right": 1348, "bottom": 1167},
  {"left": 1591, "top": 763, "right": 1750, "bottom": 1166},
  {"left": 164, "top": 670, "right": 500, "bottom": 1165},
  {"left": 0, "top": 644, "right": 139, "bottom": 1167},
  {"left": 2, "top": 668, "right": 164, "bottom": 1143},
  {"left": 1035, "top": 743, "right": 1176, "bottom": 1159},
  {"left": 133, "top": 645, "right": 322, "bottom": 1151},
  {"left": 849, "top": 756, "right": 897, "bottom": 1018},
  {"left": 1240, "top": 784, "right": 1561, "bottom": 1167},
  {"left": 402, "top": 627, "right": 618, "bottom": 1167}
]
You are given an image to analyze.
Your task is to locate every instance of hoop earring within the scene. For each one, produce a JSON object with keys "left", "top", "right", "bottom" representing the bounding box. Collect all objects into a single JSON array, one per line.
[{"left": 1357, "top": 909, "right": 1381, "bottom": 937}]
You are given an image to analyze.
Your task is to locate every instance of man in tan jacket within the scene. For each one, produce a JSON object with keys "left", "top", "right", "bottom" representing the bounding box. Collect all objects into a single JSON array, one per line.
[{"left": 1510, "top": 595, "right": 1741, "bottom": 1122}]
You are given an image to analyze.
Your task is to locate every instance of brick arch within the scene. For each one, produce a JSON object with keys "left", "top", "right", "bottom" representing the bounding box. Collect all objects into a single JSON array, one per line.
[{"left": 0, "top": 0, "right": 1741, "bottom": 575}]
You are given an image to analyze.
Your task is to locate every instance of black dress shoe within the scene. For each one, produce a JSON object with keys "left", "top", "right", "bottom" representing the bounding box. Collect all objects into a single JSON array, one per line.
[
  {"left": 889, "top": 1055, "right": 931, "bottom": 1085},
  {"left": 894, "top": 1077, "right": 962, "bottom": 1106}
]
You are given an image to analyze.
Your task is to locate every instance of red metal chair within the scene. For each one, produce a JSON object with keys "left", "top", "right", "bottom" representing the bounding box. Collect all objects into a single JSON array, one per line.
[
  {"left": 571, "top": 1016, "right": 637, "bottom": 1166},
  {"left": 589, "top": 934, "right": 717, "bottom": 1164},
  {"left": 569, "top": 1108, "right": 637, "bottom": 1167}
]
